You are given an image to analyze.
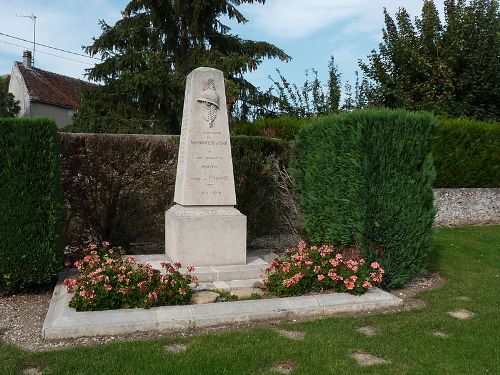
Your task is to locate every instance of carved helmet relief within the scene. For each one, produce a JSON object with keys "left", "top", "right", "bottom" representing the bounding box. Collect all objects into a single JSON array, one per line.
[{"left": 197, "top": 78, "right": 220, "bottom": 128}]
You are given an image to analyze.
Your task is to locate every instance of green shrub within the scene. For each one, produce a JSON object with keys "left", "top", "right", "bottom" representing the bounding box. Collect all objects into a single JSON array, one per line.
[
  {"left": 434, "top": 117, "right": 500, "bottom": 188},
  {"left": 60, "top": 133, "right": 291, "bottom": 250},
  {"left": 64, "top": 242, "right": 194, "bottom": 311},
  {"left": 293, "top": 109, "right": 436, "bottom": 288},
  {"left": 264, "top": 242, "right": 384, "bottom": 296},
  {"left": 232, "top": 136, "right": 290, "bottom": 237},
  {"left": 231, "top": 116, "right": 305, "bottom": 140},
  {"left": 0, "top": 118, "right": 64, "bottom": 293}
]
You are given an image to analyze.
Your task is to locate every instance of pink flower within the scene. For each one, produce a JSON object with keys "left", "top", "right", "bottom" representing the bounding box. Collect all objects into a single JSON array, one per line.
[
  {"left": 344, "top": 280, "right": 355, "bottom": 290},
  {"left": 362, "top": 281, "right": 372, "bottom": 288},
  {"left": 102, "top": 241, "right": 110, "bottom": 247},
  {"left": 317, "top": 274, "right": 325, "bottom": 281},
  {"left": 313, "top": 265, "right": 321, "bottom": 273},
  {"left": 104, "top": 284, "right": 112, "bottom": 291},
  {"left": 186, "top": 265, "right": 195, "bottom": 272},
  {"left": 370, "top": 262, "right": 380, "bottom": 269}
]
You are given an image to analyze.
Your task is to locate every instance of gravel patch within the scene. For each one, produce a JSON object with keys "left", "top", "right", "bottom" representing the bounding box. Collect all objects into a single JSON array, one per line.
[
  {"left": 350, "top": 351, "right": 389, "bottom": 366},
  {"left": 271, "top": 362, "right": 294, "bottom": 374},
  {"left": 164, "top": 343, "right": 188, "bottom": 353},
  {"left": 274, "top": 329, "right": 305, "bottom": 340},
  {"left": 432, "top": 331, "right": 449, "bottom": 338},
  {"left": 357, "top": 326, "right": 378, "bottom": 336},
  {"left": 448, "top": 309, "right": 475, "bottom": 320}
]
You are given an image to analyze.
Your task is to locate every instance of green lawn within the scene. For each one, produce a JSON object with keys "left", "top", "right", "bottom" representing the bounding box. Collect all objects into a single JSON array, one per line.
[{"left": 2, "top": 225, "right": 499, "bottom": 374}]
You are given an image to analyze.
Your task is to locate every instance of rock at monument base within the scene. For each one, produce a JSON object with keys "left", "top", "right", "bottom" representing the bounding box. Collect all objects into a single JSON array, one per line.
[{"left": 165, "top": 204, "right": 246, "bottom": 266}]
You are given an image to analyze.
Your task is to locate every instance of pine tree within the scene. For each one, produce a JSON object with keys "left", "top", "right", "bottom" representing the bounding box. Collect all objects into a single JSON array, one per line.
[{"left": 73, "top": 0, "right": 290, "bottom": 134}]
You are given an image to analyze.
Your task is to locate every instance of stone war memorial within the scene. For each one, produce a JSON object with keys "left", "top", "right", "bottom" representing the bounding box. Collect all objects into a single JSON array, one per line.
[
  {"left": 41, "top": 67, "right": 401, "bottom": 340},
  {"left": 165, "top": 67, "right": 247, "bottom": 266}
]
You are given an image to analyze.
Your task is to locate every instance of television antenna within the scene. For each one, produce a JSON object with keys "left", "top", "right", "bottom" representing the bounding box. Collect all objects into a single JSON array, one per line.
[{"left": 16, "top": 13, "right": 36, "bottom": 66}]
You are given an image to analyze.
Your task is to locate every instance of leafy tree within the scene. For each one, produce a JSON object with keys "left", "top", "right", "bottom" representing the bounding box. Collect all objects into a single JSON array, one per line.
[
  {"left": 327, "top": 56, "right": 342, "bottom": 112},
  {"left": 269, "top": 55, "right": 343, "bottom": 117},
  {"left": 360, "top": 0, "right": 500, "bottom": 121},
  {"left": 73, "top": 0, "right": 290, "bottom": 134},
  {"left": 0, "top": 75, "right": 20, "bottom": 118}
]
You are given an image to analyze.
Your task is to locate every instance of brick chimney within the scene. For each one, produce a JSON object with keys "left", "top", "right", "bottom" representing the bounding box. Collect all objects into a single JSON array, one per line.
[{"left": 23, "top": 50, "right": 32, "bottom": 69}]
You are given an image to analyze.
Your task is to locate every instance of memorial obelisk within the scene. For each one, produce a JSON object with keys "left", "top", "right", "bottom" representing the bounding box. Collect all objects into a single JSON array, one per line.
[{"left": 165, "top": 67, "right": 247, "bottom": 266}]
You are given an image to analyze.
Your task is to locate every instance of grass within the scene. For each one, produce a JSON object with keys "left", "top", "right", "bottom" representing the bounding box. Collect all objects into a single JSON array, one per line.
[{"left": 1, "top": 225, "right": 499, "bottom": 374}]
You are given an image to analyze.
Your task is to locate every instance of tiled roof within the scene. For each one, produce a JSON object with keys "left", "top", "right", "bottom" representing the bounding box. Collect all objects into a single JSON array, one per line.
[{"left": 16, "top": 62, "right": 93, "bottom": 109}]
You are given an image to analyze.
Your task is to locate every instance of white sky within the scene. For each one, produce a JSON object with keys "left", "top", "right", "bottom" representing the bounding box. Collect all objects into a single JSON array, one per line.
[{"left": 0, "top": 1, "right": 442, "bottom": 91}]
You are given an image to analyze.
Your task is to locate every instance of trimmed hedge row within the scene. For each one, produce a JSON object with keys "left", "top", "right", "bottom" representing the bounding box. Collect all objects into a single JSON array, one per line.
[
  {"left": 233, "top": 115, "right": 499, "bottom": 188},
  {"left": 293, "top": 109, "right": 437, "bottom": 288},
  {"left": 230, "top": 116, "right": 305, "bottom": 141},
  {"left": 0, "top": 118, "right": 64, "bottom": 293},
  {"left": 60, "top": 133, "right": 290, "bottom": 251},
  {"left": 434, "top": 117, "right": 500, "bottom": 188}
]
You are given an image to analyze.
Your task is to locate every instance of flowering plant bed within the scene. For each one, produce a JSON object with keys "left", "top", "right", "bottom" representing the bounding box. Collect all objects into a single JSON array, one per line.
[
  {"left": 264, "top": 242, "right": 384, "bottom": 296},
  {"left": 63, "top": 243, "right": 197, "bottom": 311}
]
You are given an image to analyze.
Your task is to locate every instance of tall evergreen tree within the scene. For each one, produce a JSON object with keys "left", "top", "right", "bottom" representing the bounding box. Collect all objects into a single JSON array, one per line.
[
  {"left": 73, "top": 0, "right": 290, "bottom": 134},
  {"left": 360, "top": 0, "right": 499, "bottom": 121}
]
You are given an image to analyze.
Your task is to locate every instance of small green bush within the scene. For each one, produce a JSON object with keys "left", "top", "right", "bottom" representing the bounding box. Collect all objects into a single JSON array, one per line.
[
  {"left": 293, "top": 109, "right": 436, "bottom": 288},
  {"left": 434, "top": 117, "right": 500, "bottom": 188},
  {"left": 0, "top": 118, "right": 63, "bottom": 293},
  {"left": 64, "top": 242, "right": 195, "bottom": 311},
  {"left": 265, "top": 241, "right": 384, "bottom": 296},
  {"left": 231, "top": 116, "right": 305, "bottom": 140}
]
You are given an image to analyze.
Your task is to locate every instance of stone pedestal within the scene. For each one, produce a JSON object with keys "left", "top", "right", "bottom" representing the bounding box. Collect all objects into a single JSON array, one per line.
[
  {"left": 165, "top": 67, "right": 247, "bottom": 267},
  {"left": 165, "top": 205, "right": 246, "bottom": 266}
]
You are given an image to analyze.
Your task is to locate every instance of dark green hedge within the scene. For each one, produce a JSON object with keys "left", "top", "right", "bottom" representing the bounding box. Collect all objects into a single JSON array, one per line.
[
  {"left": 231, "top": 116, "right": 305, "bottom": 140},
  {"left": 232, "top": 136, "right": 290, "bottom": 237},
  {"left": 59, "top": 133, "right": 291, "bottom": 251},
  {"left": 293, "top": 109, "right": 436, "bottom": 288},
  {"left": 0, "top": 118, "right": 63, "bottom": 293},
  {"left": 434, "top": 117, "right": 500, "bottom": 187}
]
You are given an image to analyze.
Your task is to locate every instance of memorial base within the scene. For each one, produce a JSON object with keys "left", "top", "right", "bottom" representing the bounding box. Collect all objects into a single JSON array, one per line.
[{"left": 165, "top": 205, "right": 247, "bottom": 266}]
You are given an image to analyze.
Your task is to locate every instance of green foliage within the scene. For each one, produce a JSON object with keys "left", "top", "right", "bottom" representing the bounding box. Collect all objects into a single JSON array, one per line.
[
  {"left": 292, "top": 115, "right": 365, "bottom": 245},
  {"left": 269, "top": 56, "right": 343, "bottom": 117},
  {"left": 65, "top": 243, "right": 194, "bottom": 311},
  {"left": 265, "top": 242, "right": 383, "bottom": 296},
  {"left": 231, "top": 135, "right": 290, "bottom": 237},
  {"left": 361, "top": 0, "right": 500, "bottom": 121},
  {"left": 230, "top": 116, "right": 305, "bottom": 140},
  {"left": 293, "top": 109, "right": 437, "bottom": 288},
  {"left": 434, "top": 117, "right": 500, "bottom": 187},
  {"left": 0, "top": 118, "right": 63, "bottom": 293},
  {"left": 0, "top": 75, "right": 20, "bottom": 117},
  {"left": 59, "top": 133, "right": 289, "bottom": 248},
  {"left": 74, "top": 0, "right": 290, "bottom": 133}
]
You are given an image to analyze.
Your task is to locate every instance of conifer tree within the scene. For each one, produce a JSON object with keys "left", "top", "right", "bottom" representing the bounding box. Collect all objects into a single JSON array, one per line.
[{"left": 73, "top": 0, "right": 290, "bottom": 134}]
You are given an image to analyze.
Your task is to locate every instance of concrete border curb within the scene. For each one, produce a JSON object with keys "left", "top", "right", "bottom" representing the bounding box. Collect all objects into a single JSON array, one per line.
[{"left": 42, "top": 271, "right": 402, "bottom": 340}]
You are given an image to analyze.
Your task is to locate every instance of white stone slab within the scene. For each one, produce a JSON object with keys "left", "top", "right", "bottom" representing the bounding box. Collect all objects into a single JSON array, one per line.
[
  {"left": 174, "top": 67, "right": 236, "bottom": 206},
  {"left": 165, "top": 205, "right": 246, "bottom": 266}
]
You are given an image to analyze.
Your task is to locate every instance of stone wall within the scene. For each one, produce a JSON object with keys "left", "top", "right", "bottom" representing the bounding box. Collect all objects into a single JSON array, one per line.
[{"left": 434, "top": 188, "right": 500, "bottom": 227}]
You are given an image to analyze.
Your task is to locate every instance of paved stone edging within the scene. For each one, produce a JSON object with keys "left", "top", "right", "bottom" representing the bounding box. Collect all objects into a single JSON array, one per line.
[{"left": 42, "top": 272, "right": 402, "bottom": 340}]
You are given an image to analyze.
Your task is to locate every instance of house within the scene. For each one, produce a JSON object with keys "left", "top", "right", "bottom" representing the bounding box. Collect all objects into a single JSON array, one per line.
[{"left": 8, "top": 50, "right": 92, "bottom": 128}]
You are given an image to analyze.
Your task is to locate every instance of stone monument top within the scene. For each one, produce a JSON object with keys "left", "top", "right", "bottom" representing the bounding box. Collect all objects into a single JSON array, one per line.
[{"left": 174, "top": 67, "right": 236, "bottom": 206}]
